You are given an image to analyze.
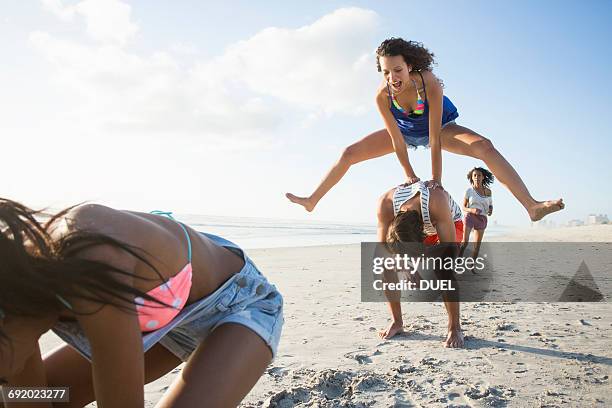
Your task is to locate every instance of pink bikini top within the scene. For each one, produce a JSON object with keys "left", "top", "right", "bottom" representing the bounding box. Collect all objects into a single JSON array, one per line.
[{"left": 136, "top": 211, "right": 193, "bottom": 332}]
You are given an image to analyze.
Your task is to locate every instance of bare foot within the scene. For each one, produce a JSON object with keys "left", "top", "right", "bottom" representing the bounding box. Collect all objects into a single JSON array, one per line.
[
  {"left": 285, "top": 193, "right": 316, "bottom": 212},
  {"left": 378, "top": 321, "right": 404, "bottom": 339},
  {"left": 528, "top": 199, "right": 565, "bottom": 221},
  {"left": 444, "top": 327, "right": 464, "bottom": 348}
]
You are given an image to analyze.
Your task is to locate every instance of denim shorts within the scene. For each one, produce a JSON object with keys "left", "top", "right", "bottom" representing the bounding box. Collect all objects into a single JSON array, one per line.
[
  {"left": 403, "top": 120, "right": 457, "bottom": 150},
  {"left": 52, "top": 233, "right": 284, "bottom": 362}
]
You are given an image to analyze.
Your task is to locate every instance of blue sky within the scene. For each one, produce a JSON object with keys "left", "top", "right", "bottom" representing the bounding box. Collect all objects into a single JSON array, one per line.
[{"left": 1, "top": 1, "right": 610, "bottom": 226}]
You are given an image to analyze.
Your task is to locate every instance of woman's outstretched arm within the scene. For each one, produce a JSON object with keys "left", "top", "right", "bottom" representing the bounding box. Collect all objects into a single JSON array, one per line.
[
  {"left": 423, "top": 71, "right": 444, "bottom": 184},
  {"left": 77, "top": 297, "right": 145, "bottom": 407},
  {"left": 75, "top": 245, "right": 145, "bottom": 408},
  {"left": 376, "top": 190, "right": 405, "bottom": 339},
  {"left": 376, "top": 89, "right": 419, "bottom": 182}
]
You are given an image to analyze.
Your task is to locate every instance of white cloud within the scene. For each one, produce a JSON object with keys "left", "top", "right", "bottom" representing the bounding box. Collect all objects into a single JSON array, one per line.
[
  {"left": 41, "top": 0, "right": 76, "bottom": 21},
  {"left": 74, "top": 0, "right": 138, "bottom": 46},
  {"left": 31, "top": 5, "right": 381, "bottom": 147},
  {"left": 41, "top": 0, "right": 138, "bottom": 46},
  {"left": 29, "top": 30, "right": 280, "bottom": 140},
  {"left": 209, "top": 7, "right": 381, "bottom": 115}
]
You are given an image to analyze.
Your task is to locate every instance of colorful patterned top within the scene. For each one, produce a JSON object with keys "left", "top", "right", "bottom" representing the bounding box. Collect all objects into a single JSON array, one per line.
[
  {"left": 389, "top": 79, "right": 425, "bottom": 117},
  {"left": 387, "top": 71, "right": 459, "bottom": 146},
  {"left": 136, "top": 211, "right": 193, "bottom": 332}
]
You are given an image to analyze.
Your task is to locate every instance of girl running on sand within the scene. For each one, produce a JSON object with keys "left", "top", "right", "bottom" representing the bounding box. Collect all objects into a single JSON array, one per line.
[
  {"left": 0, "top": 199, "right": 283, "bottom": 407},
  {"left": 287, "top": 37, "right": 563, "bottom": 222},
  {"left": 460, "top": 167, "right": 494, "bottom": 259}
]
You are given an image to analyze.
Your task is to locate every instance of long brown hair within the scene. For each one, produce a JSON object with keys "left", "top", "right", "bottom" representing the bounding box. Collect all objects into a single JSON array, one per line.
[{"left": 0, "top": 198, "right": 172, "bottom": 344}]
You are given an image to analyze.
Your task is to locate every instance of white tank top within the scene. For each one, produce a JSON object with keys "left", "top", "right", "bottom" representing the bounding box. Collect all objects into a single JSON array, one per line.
[
  {"left": 392, "top": 181, "right": 463, "bottom": 236},
  {"left": 464, "top": 187, "right": 492, "bottom": 216}
]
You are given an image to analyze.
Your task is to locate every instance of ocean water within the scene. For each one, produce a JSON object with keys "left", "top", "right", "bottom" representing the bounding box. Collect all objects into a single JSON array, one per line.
[
  {"left": 179, "top": 214, "right": 513, "bottom": 249},
  {"left": 181, "top": 214, "right": 377, "bottom": 249}
]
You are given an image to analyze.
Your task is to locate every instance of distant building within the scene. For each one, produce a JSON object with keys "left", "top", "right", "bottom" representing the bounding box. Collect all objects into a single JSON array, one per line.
[
  {"left": 567, "top": 219, "right": 584, "bottom": 227},
  {"left": 587, "top": 214, "right": 609, "bottom": 225}
]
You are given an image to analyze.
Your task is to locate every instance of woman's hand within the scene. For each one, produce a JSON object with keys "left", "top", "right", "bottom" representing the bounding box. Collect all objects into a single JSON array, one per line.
[
  {"left": 472, "top": 208, "right": 482, "bottom": 215},
  {"left": 403, "top": 175, "right": 421, "bottom": 186},
  {"left": 425, "top": 180, "right": 443, "bottom": 190},
  {"left": 376, "top": 88, "right": 417, "bottom": 188}
]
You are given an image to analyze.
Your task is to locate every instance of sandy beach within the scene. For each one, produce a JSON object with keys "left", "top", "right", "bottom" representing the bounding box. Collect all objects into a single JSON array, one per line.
[{"left": 38, "top": 225, "right": 612, "bottom": 407}]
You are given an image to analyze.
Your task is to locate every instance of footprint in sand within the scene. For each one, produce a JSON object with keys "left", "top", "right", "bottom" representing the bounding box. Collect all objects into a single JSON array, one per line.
[
  {"left": 347, "top": 353, "right": 372, "bottom": 364},
  {"left": 463, "top": 384, "right": 516, "bottom": 406},
  {"left": 395, "top": 364, "right": 418, "bottom": 374},
  {"left": 496, "top": 322, "right": 515, "bottom": 331},
  {"left": 267, "top": 366, "right": 289, "bottom": 379},
  {"left": 344, "top": 347, "right": 383, "bottom": 364}
]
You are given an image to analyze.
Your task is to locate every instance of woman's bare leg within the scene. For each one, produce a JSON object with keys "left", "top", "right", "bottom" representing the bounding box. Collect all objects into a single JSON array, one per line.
[
  {"left": 44, "top": 343, "right": 182, "bottom": 408},
  {"left": 459, "top": 223, "right": 472, "bottom": 257},
  {"left": 155, "top": 323, "right": 272, "bottom": 408},
  {"left": 472, "top": 228, "right": 485, "bottom": 258},
  {"left": 286, "top": 129, "right": 394, "bottom": 211},
  {"left": 440, "top": 123, "right": 564, "bottom": 221}
]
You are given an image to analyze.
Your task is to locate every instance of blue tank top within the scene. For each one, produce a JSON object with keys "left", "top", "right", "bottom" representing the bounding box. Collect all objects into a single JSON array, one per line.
[{"left": 388, "top": 71, "right": 459, "bottom": 142}]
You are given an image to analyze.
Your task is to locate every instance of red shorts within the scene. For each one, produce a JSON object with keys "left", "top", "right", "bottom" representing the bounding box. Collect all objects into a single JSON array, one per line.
[{"left": 423, "top": 220, "right": 464, "bottom": 245}]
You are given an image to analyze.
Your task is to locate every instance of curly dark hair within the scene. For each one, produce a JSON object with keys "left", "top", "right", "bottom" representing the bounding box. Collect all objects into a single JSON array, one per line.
[
  {"left": 467, "top": 167, "right": 495, "bottom": 188},
  {"left": 386, "top": 210, "right": 426, "bottom": 249},
  {"left": 376, "top": 37, "right": 435, "bottom": 72}
]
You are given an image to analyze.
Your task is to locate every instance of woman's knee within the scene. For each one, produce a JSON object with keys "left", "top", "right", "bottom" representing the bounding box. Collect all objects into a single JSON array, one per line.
[
  {"left": 340, "top": 144, "right": 361, "bottom": 166},
  {"left": 471, "top": 137, "right": 497, "bottom": 159}
]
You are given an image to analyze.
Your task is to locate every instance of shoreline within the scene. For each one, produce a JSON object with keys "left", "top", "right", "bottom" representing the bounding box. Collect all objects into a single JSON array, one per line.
[{"left": 239, "top": 224, "right": 611, "bottom": 251}]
